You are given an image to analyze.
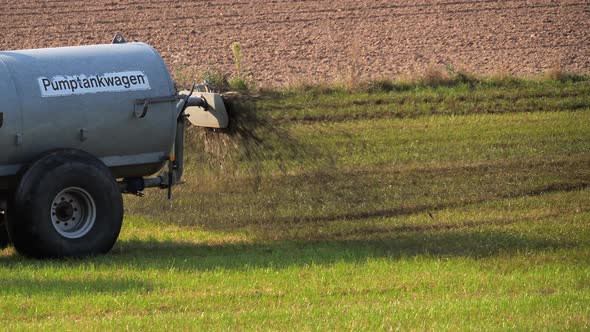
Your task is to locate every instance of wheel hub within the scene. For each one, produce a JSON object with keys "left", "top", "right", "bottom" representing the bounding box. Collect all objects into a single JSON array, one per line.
[
  {"left": 55, "top": 201, "right": 74, "bottom": 221},
  {"left": 50, "top": 187, "right": 96, "bottom": 239}
]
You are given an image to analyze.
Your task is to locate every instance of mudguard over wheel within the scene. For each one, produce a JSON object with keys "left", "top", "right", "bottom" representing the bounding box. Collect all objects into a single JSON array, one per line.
[{"left": 7, "top": 150, "right": 123, "bottom": 258}]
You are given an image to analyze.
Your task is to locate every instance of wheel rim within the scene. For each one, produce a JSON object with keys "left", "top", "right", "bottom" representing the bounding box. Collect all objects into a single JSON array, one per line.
[{"left": 50, "top": 187, "right": 96, "bottom": 239}]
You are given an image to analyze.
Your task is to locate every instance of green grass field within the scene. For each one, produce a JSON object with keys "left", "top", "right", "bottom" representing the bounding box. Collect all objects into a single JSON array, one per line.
[{"left": 1, "top": 77, "right": 589, "bottom": 330}]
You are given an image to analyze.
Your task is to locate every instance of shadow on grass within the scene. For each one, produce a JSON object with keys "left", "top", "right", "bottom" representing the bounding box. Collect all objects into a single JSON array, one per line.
[
  {"left": 0, "top": 220, "right": 577, "bottom": 277},
  {"left": 0, "top": 226, "right": 578, "bottom": 296},
  {"left": 1, "top": 167, "right": 585, "bottom": 274},
  {"left": 246, "top": 181, "right": 589, "bottom": 227},
  {"left": 98, "top": 229, "right": 574, "bottom": 271},
  {"left": 129, "top": 156, "right": 589, "bottom": 230},
  {"left": 1, "top": 184, "right": 583, "bottom": 273},
  {"left": 0, "top": 276, "right": 154, "bottom": 295}
]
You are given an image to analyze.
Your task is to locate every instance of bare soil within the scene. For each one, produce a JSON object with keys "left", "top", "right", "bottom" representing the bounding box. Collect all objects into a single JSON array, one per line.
[{"left": 0, "top": 0, "right": 588, "bottom": 86}]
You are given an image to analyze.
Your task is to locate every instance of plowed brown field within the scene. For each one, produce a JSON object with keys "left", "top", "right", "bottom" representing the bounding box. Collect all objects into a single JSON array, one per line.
[{"left": 1, "top": 0, "right": 588, "bottom": 85}]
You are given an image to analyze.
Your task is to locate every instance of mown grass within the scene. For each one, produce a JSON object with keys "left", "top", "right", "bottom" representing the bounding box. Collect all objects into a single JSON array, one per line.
[
  {"left": 256, "top": 78, "right": 590, "bottom": 122},
  {"left": 1, "top": 77, "right": 589, "bottom": 330}
]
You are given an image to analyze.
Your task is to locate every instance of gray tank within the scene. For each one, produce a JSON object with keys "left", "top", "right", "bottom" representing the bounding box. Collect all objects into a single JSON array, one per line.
[
  {"left": 0, "top": 37, "right": 228, "bottom": 258},
  {"left": 0, "top": 42, "right": 177, "bottom": 183}
]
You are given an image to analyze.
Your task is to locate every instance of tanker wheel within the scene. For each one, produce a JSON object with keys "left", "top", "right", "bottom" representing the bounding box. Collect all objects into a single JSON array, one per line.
[
  {"left": 7, "top": 149, "right": 123, "bottom": 258},
  {"left": 0, "top": 215, "right": 9, "bottom": 249}
]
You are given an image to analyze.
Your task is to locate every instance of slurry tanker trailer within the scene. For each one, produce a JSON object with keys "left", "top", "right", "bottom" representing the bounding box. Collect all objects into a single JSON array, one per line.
[{"left": 0, "top": 34, "right": 228, "bottom": 258}]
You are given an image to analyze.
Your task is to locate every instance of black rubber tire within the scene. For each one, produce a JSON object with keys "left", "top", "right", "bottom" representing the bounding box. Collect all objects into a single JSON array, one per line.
[
  {"left": 7, "top": 149, "right": 123, "bottom": 258},
  {"left": 0, "top": 215, "right": 9, "bottom": 249}
]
